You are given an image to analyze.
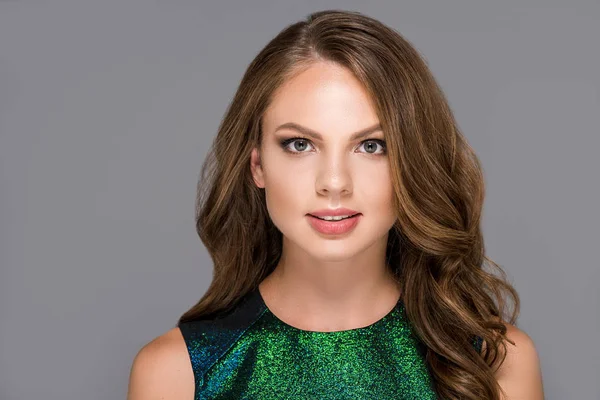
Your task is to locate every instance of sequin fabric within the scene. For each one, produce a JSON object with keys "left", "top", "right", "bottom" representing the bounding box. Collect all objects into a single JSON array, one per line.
[{"left": 179, "top": 288, "right": 483, "bottom": 399}]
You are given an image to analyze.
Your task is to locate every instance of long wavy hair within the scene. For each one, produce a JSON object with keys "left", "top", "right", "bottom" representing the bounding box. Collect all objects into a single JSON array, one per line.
[{"left": 177, "top": 9, "right": 519, "bottom": 400}]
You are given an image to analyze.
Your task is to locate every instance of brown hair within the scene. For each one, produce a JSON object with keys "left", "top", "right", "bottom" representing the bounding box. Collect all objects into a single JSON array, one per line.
[{"left": 178, "top": 9, "right": 519, "bottom": 400}]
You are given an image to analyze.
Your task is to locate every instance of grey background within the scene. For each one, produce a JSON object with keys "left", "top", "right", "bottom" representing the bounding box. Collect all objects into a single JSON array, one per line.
[{"left": 1, "top": 1, "right": 598, "bottom": 399}]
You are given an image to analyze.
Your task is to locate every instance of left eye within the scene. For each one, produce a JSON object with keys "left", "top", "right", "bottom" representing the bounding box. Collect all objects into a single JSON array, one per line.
[{"left": 358, "top": 140, "right": 386, "bottom": 154}]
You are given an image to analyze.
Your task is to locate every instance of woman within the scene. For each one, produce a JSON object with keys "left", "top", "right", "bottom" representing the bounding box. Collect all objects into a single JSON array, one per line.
[{"left": 127, "top": 9, "right": 544, "bottom": 400}]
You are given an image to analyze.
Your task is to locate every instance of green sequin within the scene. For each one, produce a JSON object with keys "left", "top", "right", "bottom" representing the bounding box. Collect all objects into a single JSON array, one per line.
[{"left": 180, "top": 288, "right": 439, "bottom": 399}]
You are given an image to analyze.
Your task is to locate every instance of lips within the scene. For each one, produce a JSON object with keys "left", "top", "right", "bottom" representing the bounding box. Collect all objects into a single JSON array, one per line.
[{"left": 307, "top": 213, "right": 362, "bottom": 235}]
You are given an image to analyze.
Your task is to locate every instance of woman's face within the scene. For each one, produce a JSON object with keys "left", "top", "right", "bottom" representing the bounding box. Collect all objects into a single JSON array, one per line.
[{"left": 250, "top": 61, "right": 397, "bottom": 262}]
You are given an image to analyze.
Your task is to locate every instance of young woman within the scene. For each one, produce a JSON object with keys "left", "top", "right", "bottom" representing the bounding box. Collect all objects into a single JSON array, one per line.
[{"left": 127, "top": 9, "right": 544, "bottom": 400}]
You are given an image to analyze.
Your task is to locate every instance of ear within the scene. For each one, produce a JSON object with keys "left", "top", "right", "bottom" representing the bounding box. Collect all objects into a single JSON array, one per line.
[{"left": 250, "top": 147, "right": 265, "bottom": 188}]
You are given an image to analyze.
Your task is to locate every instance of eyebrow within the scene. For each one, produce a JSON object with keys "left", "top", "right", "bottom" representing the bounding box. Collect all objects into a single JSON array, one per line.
[{"left": 274, "top": 122, "right": 382, "bottom": 142}]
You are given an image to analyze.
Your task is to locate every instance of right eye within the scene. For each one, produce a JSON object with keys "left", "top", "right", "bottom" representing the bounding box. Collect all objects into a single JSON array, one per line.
[{"left": 280, "top": 137, "right": 314, "bottom": 155}]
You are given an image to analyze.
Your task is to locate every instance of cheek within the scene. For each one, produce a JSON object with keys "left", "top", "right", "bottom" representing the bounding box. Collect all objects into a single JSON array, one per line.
[
  {"left": 262, "top": 167, "right": 308, "bottom": 225},
  {"left": 357, "top": 164, "right": 393, "bottom": 199},
  {"left": 361, "top": 169, "right": 396, "bottom": 221}
]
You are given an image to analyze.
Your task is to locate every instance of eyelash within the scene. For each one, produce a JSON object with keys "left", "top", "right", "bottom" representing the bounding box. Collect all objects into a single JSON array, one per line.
[{"left": 279, "top": 137, "right": 387, "bottom": 156}]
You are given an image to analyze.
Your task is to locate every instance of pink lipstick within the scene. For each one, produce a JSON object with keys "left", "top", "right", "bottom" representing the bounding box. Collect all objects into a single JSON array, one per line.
[{"left": 306, "top": 209, "right": 362, "bottom": 235}]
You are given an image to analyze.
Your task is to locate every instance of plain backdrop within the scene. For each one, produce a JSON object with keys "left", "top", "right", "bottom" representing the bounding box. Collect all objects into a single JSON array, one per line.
[{"left": 1, "top": 1, "right": 598, "bottom": 399}]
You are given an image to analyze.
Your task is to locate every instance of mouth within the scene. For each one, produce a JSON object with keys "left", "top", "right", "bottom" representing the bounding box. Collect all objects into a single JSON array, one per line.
[
  {"left": 308, "top": 213, "right": 361, "bottom": 221},
  {"left": 306, "top": 213, "right": 362, "bottom": 235}
]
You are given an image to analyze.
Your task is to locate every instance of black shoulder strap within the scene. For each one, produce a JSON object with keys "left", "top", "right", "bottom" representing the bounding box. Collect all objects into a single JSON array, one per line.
[{"left": 178, "top": 288, "right": 266, "bottom": 390}]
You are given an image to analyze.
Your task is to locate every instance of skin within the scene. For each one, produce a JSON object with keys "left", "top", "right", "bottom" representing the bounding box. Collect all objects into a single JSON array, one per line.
[
  {"left": 494, "top": 323, "right": 545, "bottom": 399},
  {"left": 250, "top": 60, "right": 401, "bottom": 332},
  {"left": 126, "top": 61, "right": 544, "bottom": 399}
]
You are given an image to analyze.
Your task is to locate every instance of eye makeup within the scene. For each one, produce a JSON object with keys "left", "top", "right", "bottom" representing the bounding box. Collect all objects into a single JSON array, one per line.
[{"left": 278, "top": 136, "right": 387, "bottom": 156}]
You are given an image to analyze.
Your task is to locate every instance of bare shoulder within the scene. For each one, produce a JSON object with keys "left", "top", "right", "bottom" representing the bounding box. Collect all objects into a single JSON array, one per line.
[
  {"left": 495, "top": 322, "right": 545, "bottom": 400},
  {"left": 126, "top": 326, "right": 195, "bottom": 400}
]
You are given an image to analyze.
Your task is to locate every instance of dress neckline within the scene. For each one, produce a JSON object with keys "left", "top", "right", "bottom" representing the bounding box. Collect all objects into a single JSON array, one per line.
[{"left": 253, "top": 286, "right": 404, "bottom": 334}]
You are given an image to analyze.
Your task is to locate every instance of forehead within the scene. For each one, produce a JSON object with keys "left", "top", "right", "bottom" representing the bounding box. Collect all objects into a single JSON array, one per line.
[{"left": 263, "top": 62, "right": 379, "bottom": 133}]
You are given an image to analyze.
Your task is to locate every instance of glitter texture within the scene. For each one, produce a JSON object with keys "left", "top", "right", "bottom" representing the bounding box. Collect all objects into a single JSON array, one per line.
[{"left": 179, "top": 287, "right": 483, "bottom": 399}]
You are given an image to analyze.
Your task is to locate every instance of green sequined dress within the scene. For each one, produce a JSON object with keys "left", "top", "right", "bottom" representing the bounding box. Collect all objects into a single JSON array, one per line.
[{"left": 179, "top": 286, "right": 483, "bottom": 399}]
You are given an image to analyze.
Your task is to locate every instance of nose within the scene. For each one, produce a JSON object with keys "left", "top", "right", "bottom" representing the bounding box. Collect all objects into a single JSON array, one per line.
[{"left": 315, "top": 156, "right": 353, "bottom": 198}]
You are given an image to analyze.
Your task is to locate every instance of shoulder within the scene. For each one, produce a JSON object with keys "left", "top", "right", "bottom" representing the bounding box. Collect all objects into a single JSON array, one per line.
[
  {"left": 494, "top": 322, "right": 545, "bottom": 400},
  {"left": 126, "top": 326, "right": 194, "bottom": 400}
]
